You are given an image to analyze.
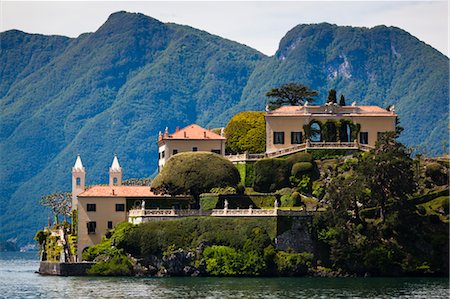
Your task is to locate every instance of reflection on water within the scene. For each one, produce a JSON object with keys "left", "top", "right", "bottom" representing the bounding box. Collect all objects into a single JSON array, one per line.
[{"left": 1, "top": 252, "right": 449, "bottom": 298}]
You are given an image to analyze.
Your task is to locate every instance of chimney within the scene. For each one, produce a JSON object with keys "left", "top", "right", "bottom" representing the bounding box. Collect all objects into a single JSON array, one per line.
[
  {"left": 175, "top": 126, "right": 180, "bottom": 132},
  {"left": 158, "top": 131, "right": 162, "bottom": 141},
  {"left": 164, "top": 127, "right": 169, "bottom": 138}
]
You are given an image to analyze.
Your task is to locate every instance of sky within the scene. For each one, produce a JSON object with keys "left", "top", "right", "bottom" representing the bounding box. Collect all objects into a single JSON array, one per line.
[{"left": 1, "top": 1, "right": 448, "bottom": 57}]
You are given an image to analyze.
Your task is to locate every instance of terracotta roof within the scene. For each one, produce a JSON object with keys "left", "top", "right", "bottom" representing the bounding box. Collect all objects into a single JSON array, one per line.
[
  {"left": 78, "top": 186, "right": 160, "bottom": 198},
  {"left": 267, "top": 105, "right": 396, "bottom": 117},
  {"left": 162, "top": 124, "right": 226, "bottom": 140}
]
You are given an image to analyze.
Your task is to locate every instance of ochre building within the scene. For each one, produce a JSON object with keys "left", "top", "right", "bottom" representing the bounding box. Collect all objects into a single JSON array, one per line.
[
  {"left": 157, "top": 124, "right": 226, "bottom": 171},
  {"left": 265, "top": 104, "right": 396, "bottom": 154}
]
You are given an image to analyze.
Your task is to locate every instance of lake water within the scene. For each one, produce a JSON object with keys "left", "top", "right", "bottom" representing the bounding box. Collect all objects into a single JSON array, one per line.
[{"left": 1, "top": 252, "right": 448, "bottom": 298}]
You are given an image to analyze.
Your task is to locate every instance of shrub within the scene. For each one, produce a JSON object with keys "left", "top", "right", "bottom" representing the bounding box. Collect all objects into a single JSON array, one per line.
[
  {"left": 87, "top": 248, "right": 133, "bottom": 276},
  {"left": 200, "top": 194, "right": 219, "bottom": 210},
  {"left": 275, "top": 251, "right": 313, "bottom": 276},
  {"left": 202, "top": 245, "right": 241, "bottom": 276},
  {"left": 151, "top": 152, "right": 240, "bottom": 200},
  {"left": 286, "top": 152, "right": 313, "bottom": 164},
  {"left": 210, "top": 186, "right": 237, "bottom": 195},
  {"left": 253, "top": 158, "right": 291, "bottom": 192},
  {"left": 425, "top": 162, "right": 448, "bottom": 186},
  {"left": 291, "top": 162, "right": 313, "bottom": 177},
  {"left": 291, "top": 192, "right": 301, "bottom": 205},
  {"left": 224, "top": 111, "right": 266, "bottom": 154}
]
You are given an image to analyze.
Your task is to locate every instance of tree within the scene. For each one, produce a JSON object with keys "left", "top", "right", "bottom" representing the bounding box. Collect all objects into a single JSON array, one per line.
[
  {"left": 357, "top": 132, "right": 416, "bottom": 223},
  {"left": 339, "top": 94, "right": 346, "bottom": 106},
  {"left": 224, "top": 111, "right": 265, "bottom": 154},
  {"left": 327, "top": 89, "right": 337, "bottom": 104},
  {"left": 151, "top": 152, "right": 240, "bottom": 202},
  {"left": 266, "top": 83, "right": 318, "bottom": 109},
  {"left": 40, "top": 192, "right": 72, "bottom": 223}
]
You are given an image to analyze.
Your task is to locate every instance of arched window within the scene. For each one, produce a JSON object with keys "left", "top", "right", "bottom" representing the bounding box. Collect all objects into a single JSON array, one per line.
[
  {"left": 76, "top": 177, "right": 81, "bottom": 186},
  {"left": 310, "top": 122, "right": 322, "bottom": 142},
  {"left": 113, "top": 177, "right": 118, "bottom": 186},
  {"left": 324, "top": 122, "right": 337, "bottom": 142},
  {"left": 340, "top": 123, "right": 352, "bottom": 142}
]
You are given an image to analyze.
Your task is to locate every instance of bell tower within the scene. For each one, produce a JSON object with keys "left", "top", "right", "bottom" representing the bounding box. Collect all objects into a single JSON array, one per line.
[
  {"left": 72, "top": 154, "right": 86, "bottom": 210},
  {"left": 109, "top": 154, "right": 122, "bottom": 186}
]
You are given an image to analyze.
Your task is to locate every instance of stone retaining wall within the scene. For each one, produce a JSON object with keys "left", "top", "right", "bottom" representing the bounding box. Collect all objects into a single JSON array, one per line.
[{"left": 38, "top": 261, "right": 94, "bottom": 276}]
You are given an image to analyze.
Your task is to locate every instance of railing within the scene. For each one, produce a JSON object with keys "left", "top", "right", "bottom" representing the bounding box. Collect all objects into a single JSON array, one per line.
[
  {"left": 226, "top": 141, "right": 374, "bottom": 162},
  {"left": 128, "top": 208, "right": 312, "bottom": 218}
]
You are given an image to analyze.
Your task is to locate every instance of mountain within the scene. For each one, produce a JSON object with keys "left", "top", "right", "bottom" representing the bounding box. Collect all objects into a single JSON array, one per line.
[{"left": 0, "top": 11, "right": 448, "bottom": 245}]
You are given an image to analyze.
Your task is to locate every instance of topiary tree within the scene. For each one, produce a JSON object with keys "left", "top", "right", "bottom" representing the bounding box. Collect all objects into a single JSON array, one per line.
[
  {"left": 224, "top": 111, "right": 266, "bottom": 154},
  {"left": 339, "top": 94, "right": 346, "bottom": 106},
  {"left": 327, "top": 89, "right": 337, "bottom": 104},
  {"left": 151, "top": 152, "right": 240, "bottom": 202},
  {"left": 253, "top": 158, "right": 291, "bottom": 193},
  {"left": 266, "top": 83, "right": 318, "bottom": 109}
]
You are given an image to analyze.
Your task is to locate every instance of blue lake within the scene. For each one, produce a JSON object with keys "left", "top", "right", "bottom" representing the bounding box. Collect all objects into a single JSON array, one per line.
[{"left": 1, "top": 252, "right": 448, "bottom": 298}]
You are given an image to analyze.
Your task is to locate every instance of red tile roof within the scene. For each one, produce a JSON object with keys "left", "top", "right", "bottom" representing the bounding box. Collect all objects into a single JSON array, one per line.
[
  {"left": 162, "top": 124, "right": 226, "bottom": 140},
  {"left": 78, "top": 186, "right": 160, "bottom": 198},
  {"left": 267, "top": 105, "right": 396, "bottom": 117}
]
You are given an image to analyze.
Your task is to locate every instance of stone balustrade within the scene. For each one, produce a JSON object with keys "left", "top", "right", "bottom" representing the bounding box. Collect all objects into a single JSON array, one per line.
[
  {"left": 128, "top": 208, "right": 312, "bottom": 219},
  {"left": 226, "top": 141, "right": 375, "bottom": 162}
]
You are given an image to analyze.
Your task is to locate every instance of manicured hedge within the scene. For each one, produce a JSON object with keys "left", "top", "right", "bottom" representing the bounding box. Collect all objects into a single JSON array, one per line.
[
  {"left": 253, "top": 158, "right": 291, "bottom": 193},
  {"left": 291, "top": 162, "right": 313, "bottom": 177}
]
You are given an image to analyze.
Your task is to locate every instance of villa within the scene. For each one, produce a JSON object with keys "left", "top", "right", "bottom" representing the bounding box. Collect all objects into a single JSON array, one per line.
[{"left": 71, "top": 103, "right": 397, "bottom": 260}]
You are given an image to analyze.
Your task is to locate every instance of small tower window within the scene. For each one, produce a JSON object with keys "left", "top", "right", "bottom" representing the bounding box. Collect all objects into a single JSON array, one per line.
[
  {"left": 113, "top": 177, "right": 118, "bottom": 186},
  {"left": 76, "top": 177, "right": 81, "bottom": 186}
]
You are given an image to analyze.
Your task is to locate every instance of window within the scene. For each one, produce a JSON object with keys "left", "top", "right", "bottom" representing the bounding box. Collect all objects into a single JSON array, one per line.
[
  {"left": 107, "top": 221, "right": 113, "bottom": 230},
  {"left": 87, "top": 204, "right": 96, "bottom": 212},
  {"left": 360, "top": 132, "right": 369, "bottom": 144},
  {"left": 291, "top": 132, "right": 302, "bottom": 144},
  {"left": 158, "top": 152, "right": 161, "bottom": 159},
  {"left": 113, "top": 177, "right": 118, "bottom": 186},
  {"left": 76, "top": 177, "right": 81, "bottom": 186},
  {"left": 173, "top": 149, "right": 178, "bottom": 155},
  {"left": 161, "top": 151, "right": 165, "bottom": 158},
  {"left": 192, "top": 147, "right": 198, "bottom": 152},
  {"left": 115, "top": 203, "right": 125, "bottom": 212},
  {"left": 273, "top": 132, "right": 285, "bottom": 144},
  {"left": 87, "top": 221, "right": 96, "bottom": 234},
  {"left": 211, "top": 149, "right": 221, "bottom": 154}
]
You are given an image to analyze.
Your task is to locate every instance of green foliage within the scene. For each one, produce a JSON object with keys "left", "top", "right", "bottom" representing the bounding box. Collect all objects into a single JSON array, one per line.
[
  {"left": 224, "top": 112, "right": 266, "bottom": 154},
  {"left": 425, "top": 162, "right": 448, "bottom": 186},
  {"left": 274, "top": 251, "right": 313, "bottom": 276},
  {"left": 285, "top": 152, "right": 313, "bottom": 164},
  {"left": 234, "top": 162, "right": 255, "bottom": 187},
  {"left": 199, "top": 195, "right": 219, "bottom": 210},
  {"left": 339, "top": 94, "right": 346, "bottom": 106},
  {"left": 209, "top": 186, "right": 237, "bottom": 195},
  {"left": 82, "top": 239, "right": 113, "bottom": 261},
  {"left": 122, "top": 178, "right": 152, "bottom": 186},
  {"left": 121, "top": 217, "right": 277, "bottom": 257},
  {"left": 87, "top": 248, "right": 133, "bottom": 276},
  {"left": 291, "top": 162, "right": 313, "bottom": 177},
  {"left": 327, "top": 89, "right": 337, "bottom": 104},
  {"left": 34, "top": 230, "right": 50, "bottom": 247},
  {"left": 253, "top": 158, "right": 291, "bottom": 193},
  {"left": 266, "top": 83, "right": 318, "bottom": 109},
  {"left": 151, "top": 152, "right": 240, "bottom": 200}
]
